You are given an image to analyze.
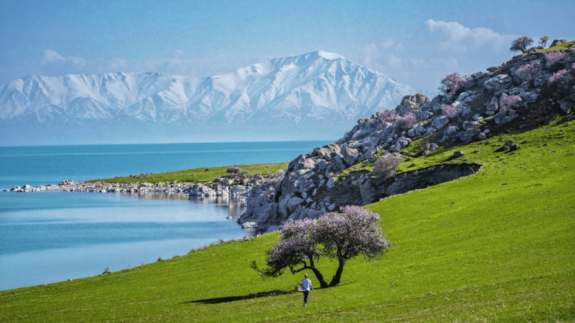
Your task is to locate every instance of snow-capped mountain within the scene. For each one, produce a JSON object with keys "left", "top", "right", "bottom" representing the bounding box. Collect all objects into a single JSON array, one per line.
[{"left": 0, "top": 51, "right": 417, "bottom": 145}]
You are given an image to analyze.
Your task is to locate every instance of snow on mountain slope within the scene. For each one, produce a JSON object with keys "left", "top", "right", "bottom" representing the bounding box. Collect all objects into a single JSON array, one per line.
[{"left": 0, "top": 51, "right": 418, "bottom": 145}]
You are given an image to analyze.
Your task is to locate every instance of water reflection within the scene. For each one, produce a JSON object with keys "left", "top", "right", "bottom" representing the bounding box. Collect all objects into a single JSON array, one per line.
[
  {"left": 0, "top": 191, "right": 253, "bottom": 290},
  {"left": 108, "top": 191, "right": 248, "bottom": 220}
]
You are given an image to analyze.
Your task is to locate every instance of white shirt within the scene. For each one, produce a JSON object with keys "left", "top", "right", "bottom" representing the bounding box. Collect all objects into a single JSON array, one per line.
[{"left": 301, "top": 278, "right": 312, "bottom": 291}]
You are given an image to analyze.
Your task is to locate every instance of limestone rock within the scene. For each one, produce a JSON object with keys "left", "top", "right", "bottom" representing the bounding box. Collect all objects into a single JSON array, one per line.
[{"left": 431, "top": 115, "right": 449, "bottom": 130}]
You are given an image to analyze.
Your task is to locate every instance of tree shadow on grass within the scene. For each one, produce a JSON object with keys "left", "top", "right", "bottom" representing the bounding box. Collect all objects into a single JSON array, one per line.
[{"left": 184, "top": 289, "right": 293, "bottom": 304}]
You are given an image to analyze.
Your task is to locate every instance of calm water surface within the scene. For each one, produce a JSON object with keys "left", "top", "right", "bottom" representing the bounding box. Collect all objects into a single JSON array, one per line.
[{"left": 0, "top": 141, "right": 329, "bottom": 290}]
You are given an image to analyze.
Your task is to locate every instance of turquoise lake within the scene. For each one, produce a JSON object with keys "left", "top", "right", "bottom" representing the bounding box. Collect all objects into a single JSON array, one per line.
[{"left": 0, "top": 141, "right": 329, "bottom": 290}]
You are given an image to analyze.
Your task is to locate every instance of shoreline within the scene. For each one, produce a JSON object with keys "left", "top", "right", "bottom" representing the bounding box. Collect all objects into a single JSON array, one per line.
[
  {"left": 5, "top": 180, "right": 250, "bottom": 199},
  {"left": 4, "top": 170, "right": 283, "bottom": 231}
]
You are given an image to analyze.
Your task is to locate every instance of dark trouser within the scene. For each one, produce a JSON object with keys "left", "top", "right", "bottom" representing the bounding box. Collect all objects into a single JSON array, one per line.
[{"left": 303, "top": 290, "right": 310, "bottom": 304}]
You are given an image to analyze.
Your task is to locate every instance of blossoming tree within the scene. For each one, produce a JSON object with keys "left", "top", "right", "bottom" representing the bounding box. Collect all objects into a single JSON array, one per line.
[
  {"left": 439, "top": 73, "right": 468, "bottom": 98},
  {"left": 509, "top": 36, "right": 533, "bottom": 53},
  {"left": 252, "top": 206, "right": 389, "bottom": 288}
]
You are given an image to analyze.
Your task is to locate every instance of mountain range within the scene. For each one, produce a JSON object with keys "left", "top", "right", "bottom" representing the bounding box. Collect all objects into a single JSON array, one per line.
[{"left": 0, "top": 50, "right": 420, "bottom": 145}]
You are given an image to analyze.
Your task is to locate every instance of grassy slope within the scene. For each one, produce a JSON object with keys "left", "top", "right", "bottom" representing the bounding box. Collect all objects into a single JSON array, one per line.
[
  {"left": 535, "top": 40, "right": 575, "bottom": 53},
  {"left": 2, "top": 121, "right": 575, "bottom": 322},
  {"left": 89, "top": 162, "right": 289, "bottom": 184}
]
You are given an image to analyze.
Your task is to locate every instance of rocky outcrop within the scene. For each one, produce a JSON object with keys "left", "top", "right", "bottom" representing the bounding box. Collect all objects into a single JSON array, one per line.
[
  {"left": 5, "top": 172, "right": 281, "bottom": 204},
  {"left": 240, "top": 163, "right": 480, "bottom": 232},
  {"left": 239, "top": 41, "right": 575, "bottom": 232}
]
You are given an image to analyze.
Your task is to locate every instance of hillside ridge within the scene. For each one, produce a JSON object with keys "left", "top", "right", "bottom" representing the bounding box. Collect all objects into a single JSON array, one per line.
[{"left": 239, "top": 40, "right": 575, "bottom": 232}]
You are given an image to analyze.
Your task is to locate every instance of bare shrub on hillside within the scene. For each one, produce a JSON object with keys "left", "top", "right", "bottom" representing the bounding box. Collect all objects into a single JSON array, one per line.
[
  {"left": 373, "top": 154, "right": 403, "bottom": 179},
  {"left": 539, "top": 36, "right": 549, "bottom": 48},
  {"left": 226, "top": 167, "right": 241, "bottom": 174}
]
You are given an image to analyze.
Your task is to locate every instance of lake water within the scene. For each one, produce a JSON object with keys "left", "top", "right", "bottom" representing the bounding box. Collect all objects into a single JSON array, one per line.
[{"left": 0, "top": 141, "right": 329, "bottom": 290}]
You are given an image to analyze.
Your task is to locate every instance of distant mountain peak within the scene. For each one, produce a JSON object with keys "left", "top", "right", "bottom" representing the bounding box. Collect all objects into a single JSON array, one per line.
[
  {"left": 315, "top": 50, "right": 346, "bottom": 60},
  {"left": 0, "top": 51, "right": 419, "bottom": 145}
]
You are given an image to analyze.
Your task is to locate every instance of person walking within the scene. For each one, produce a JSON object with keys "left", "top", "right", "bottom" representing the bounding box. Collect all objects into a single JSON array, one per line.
[{"left": 300, "top": 273, "right": 313, "bottom": 306}]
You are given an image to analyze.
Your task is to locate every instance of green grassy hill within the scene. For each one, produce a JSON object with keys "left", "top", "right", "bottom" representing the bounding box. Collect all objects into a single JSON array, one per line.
[
  {"left": 2, "top": 120, "right": 574, "bottom": 322},
  {"left": 88, "top": 162, "right": 289, "bottom": 184}
]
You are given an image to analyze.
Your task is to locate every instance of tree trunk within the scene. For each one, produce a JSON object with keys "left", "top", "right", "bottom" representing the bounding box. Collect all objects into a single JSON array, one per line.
[
  {"left": 291, "top": 264, "right": 329, "bottom": 288},
  {"left": 310, "top": 267, "right": 329, "bottom": 288},
  {"left": 329, "top": 260, "right": 346, "bottom": 287}
]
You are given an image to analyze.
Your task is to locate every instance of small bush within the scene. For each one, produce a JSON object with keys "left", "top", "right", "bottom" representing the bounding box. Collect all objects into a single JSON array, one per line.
[
  {"left": 549, "top": 69, "right": 568, "bottom": 83},
  {"left": 378, "top": 110, "right": 399, "bottom": 124},
  {"left": 519, "top": 61, "right": 541, "bottom": 81},
  {"left": 438, "top": 73, "right": 468, "bottom": 98},
  {"left": 396, "top": 113, "right": 417, "bottom": 130},
  {"left": 373, "top": 154, "right": 403, "bottom": 179},
  {"left": 544, "top": 50, "right": 567, "bottom": 67},
  {"left": 441, "top": 105, "right": 457, "bottom": 117},
  {"left": 510, "top": 36, "right": 533, "bottom": 53},
  {"left": 226, "top": 167, "right": 241, "bottom": 174},
  {"left": 501, "top": 95, "right": 522, "bottom": 113}
]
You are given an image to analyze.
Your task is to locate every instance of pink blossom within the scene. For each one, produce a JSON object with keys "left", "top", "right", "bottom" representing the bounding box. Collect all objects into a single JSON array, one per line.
[
  {"left": 510, "top": 36, "right": 533, "bottom": 53},
  {"left": 501, "top": 95, "right": 522, "bottom": 113},
  {"left": 549, "top": 69, "right": 568, "bottom": 83},
  {"left": 519, "top": 62, "right": 540, "bottom": 81},
  {"left": 256, "top": 205, "right": 388, "bottom": 288},
  {"left": 544, "top": 51, "right": 567, "bottom": 67},
  {"left": 396, "top": 113, "right": 417, "bottom": 130},
  {"left": 438, "top": 73, "right": 468, "bottom": 98},
  {"left": 367, "top": 119, "right": 375, "bottom": 124},
  {"left": 441, "top": 105, "right": 457, "bottom": 117},
  {"left": 378, "top": 110, "right": 399, "bottom": 124}
]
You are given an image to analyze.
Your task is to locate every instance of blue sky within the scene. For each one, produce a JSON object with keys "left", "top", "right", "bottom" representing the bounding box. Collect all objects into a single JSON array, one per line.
[{"left": 0, "top": 0, "right": 573, "bottom": 90}]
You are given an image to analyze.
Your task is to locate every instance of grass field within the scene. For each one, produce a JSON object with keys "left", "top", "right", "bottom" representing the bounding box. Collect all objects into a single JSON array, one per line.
[
  {"left": 534, "top": 40, "right": 575, "bottom": 53},
  {"left": 2, "top": 120, "right": 575, "bottom": 322},
  {"left": 89, "top": 162, "right": 289, "bottom": 184}
]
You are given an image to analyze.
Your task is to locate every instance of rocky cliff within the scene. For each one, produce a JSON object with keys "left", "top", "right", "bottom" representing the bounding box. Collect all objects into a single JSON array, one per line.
[{"left": 239, "top": 41, "right": 575, "bottom": 232}]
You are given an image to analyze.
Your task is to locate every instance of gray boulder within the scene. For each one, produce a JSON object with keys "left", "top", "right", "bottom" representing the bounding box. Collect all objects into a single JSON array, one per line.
[
  {"left": 395, "top": 94, "right": 430, "bottom": 116},
  {"left": 431, "top": 115, "right": 450, "bottom": 130},
  {"left": 341, "top": 146, "right": 359, "bottom": 166},
  {"left": 457, "top": 129, "right": 481, "bottom": 144},
  {"left": 441, "top": 126, "right": 459, "bottom": 143},
  {"left": 550, "top": 39, "right": 567, "bottom": 47},
  {"left": 484, "top": 74, "right": 512, "bottom": 92}
]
